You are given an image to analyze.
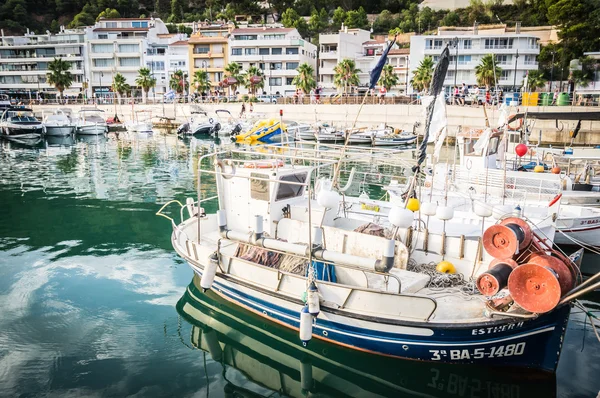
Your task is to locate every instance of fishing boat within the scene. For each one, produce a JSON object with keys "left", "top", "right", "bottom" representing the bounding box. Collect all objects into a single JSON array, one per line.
[
  {"left": 0, "top": 107, "right": 44, "bottom": 139},
  {"left": 158, "top": 147, "right": 591, "bottom": 372},
  {"left": 314, "top": 125, "right": 344, "bottom": 143},
  {"left": 124, "top": 110, "right": 153, "bottom": 134},
  {"left": 372, "top": 130, "right": 417, "bottom": 146},
  {"left": 286, "top": 121, "right": 315, "bottom": 141},
  {"left": 76, "top": 108, "right": 108, "bottom": 135},
  {"left": 177, "top": 274, "right": 557, "bottom": 398},
  {"left": 43, "top": 109, "right": 75, "bottom": 136}
]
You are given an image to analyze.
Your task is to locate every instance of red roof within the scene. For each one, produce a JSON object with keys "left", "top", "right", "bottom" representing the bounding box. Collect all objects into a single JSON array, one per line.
[
  {"left": 231, "top": 28, "right": 294, "bottom": 34},
  {"left": 363, "top": 39, "right": 385, "bottom": 45},
  {"left": 170, "top": 40, "right": 189, "bottom": 46},
  {"left": 389, "top": 48, "right": 410, "bottom": 55}
]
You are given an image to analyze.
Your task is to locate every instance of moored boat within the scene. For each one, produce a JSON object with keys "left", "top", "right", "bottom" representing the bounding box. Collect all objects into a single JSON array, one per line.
[
  {"left": 0, "top": 107, "right": 44, "bottom": 139},
  {"left": 76, "top": 108, "right": 108, "bottom": 135},
  {"left": 159, "top": 148, "right": 590, "bottom": 372},
  {"left": 43, "top": 109, "right": 75, "bottom": 136}
]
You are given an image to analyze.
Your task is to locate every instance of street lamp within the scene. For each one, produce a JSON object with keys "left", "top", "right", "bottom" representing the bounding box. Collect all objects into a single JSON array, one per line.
[
  {"left": 513, "top": 49, "right": 519, "bottom": 92},
  {"left": 549, "top": 51, "right": 555, "bottom": 92},
  {"left": 99, "top": 72, "right": 104, "bottom": 104}
]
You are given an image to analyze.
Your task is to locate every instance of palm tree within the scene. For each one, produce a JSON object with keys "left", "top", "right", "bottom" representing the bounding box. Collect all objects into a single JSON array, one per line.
[
  {"left": 46, "top": 58, "right": 73, "bottom": 104},
  {"left": 411, "top": 57, "right": 434, "bottom": 92},
  {"left": 242, "top": 66, "right": 265, "bottom": 97},
  {"left": 224, "top": 62, "right": 243, "bottom": 94},
  {"left": 112, "top": 72, "right": 130, "bottom": 105},
  {"left": 169, "top": 70, "right": 189, "bottom": 95},
  {"left": 192, "top": 70, "right": 212, "bottom": 95},
  {"left": 333, "top": 59, "right": 361, "bottom": 94},
  {"left": 135, "top": 67, "right": 156, "bottom": 104},
  {"left": 525, "top": 69, "right": 547, "bottom": 92},
  {"left": 292, "top": 63, "right": 316, "bottom": 94},
  {"left": 378, "top": 64, "right": 399, "bottom": 91},
  {"left": 475, "top": 54, "right": 502, "bottom": 87}
]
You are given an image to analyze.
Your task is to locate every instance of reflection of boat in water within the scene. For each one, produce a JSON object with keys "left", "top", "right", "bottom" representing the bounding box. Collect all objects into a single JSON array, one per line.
[
  {"left": 76, "top": 133, "right": 108, "bottom": 144},
  {"left": 45, "top": 134, "right": 75, "bottom": 148},
  {"left": 177, "top": 275, "right": 557, "bottom": 398}
]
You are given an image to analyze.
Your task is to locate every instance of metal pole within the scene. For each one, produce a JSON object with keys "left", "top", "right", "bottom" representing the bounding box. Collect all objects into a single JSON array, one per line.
[
  {"left": 513, "top": 49, "right": 519, "bottom": 92},
  {"left": 549, "top": 51, "right": 555, "bottom": 92},
  {"left": 453, "top": 37, "right": 458, "bottom": 88}
]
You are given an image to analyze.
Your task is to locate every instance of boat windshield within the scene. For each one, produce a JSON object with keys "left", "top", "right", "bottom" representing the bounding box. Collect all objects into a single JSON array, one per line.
[{"left": 7, "top": 111, "right": 36, "bottom": 122}]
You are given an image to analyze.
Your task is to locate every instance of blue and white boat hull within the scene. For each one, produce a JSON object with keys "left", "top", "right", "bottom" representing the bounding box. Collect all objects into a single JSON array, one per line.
[{"left": 190, "top": 267, "right": 570, "bottom": 372}]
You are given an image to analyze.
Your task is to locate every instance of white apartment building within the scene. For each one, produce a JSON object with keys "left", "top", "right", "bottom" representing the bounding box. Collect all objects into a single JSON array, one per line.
[
  {"left": 145, "top": 34, "right": 188, "bottom": 98},
  {"left": 85, "top": 18, "right": 170, "bottom": 99},
  {"left": 229, "top": 27, "right": 317, "bottom": 96},
  {"left": 409, "top": 27, "right": 540, "bottom": 93},
  {"left": 388, "top": 48, "right": 410, "bottom": 93},
  {"left": 319, "top": 28, "right": 371, "bottom": 94},
  {"left": 0, "top": 28, "right": 87, "bottom": 99}
]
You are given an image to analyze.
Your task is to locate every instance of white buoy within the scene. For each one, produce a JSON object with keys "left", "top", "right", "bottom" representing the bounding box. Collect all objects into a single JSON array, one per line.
[
  {"left": 299, "top": 306, "right": 313, "bottom": 344},
  {"left": 254, "top": 215, "right": 263, "bottom": 240},
  {"left": 421, "top": 202, "right": 437, "bottom": 216},
  {"left": 200, "top": 254, "right": 218, "bottom": 291},
  {"left": 317, "top": 189, "right": 340, "bottom": 209},
  {"left": 312, "top": 226, "right": 323, "bottom": 247},
  {"left": 436, "top": 206, "right": 454, "bottom": 221},
  {"left": 300, "top": 357, "right": 313, "bottom": 393},
  {"left": 388, "top": 206, "right": 414, "bottom": 228},
  {"left": 307, "top": 281, "right": 320, "bottom": 316},
  {"left": 202, "top": 328, "right": 223, "bottom": 362},
  {"left": 474, "top": 201, "right": 493, "bottom": 218}
]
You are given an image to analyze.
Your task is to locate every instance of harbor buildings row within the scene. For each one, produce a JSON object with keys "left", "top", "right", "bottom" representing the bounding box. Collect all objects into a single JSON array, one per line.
[{"left": 0, "top": 18, "right": 566, "bottom": 99}]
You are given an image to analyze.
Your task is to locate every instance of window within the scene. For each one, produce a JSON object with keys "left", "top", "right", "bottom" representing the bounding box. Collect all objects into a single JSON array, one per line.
[
  {"left": 118, "top": 44, "right": 139, "bottom": 53},
  {"left": 105, "top": 22, "right": 117, "bottom": 28},
  {"left": 244, "top": 48, "right": 257, "bottom": 55},
  {"left": 286, "top": 77, "right": 294, "bottom": 85},
  {"left": 265, "top": 34, "right": 285, "bottom": 40},
  {"left": 259, "top": 62, "right": 265, "bottom": 70},
  {"left": 462, "top": 39, "right": 471, "bottom": 49},
  {"left": 286, "top": 62, "right": 299, "bottom": 70},
  {"left": 484, "top": 38, "right": 514, "bottom": 49},
  {"left": 98, "top": 34, "right": 108, "bottom": 40},
  {"left": 194, "top": 59, "right": 209, "bottom": 68},
  {"left": 269, "top": 77, "right": 282, "bottom": 86},
  {"left": 147, "top": 47, "right": 166, "bottom": 55},
  {"left": 457, "top": 55, "right": 471, "bottom": 65},
  {"left": 147, "top": 61, "right": 165, "bottom": 70},
  {"left": 119, "top": 57, "right": 140, "bottom": 67},
  {"left": 93, "top": 58, "right": 115, "bottom": 67},
  {"left": 500, "top": 70, "right": 511, "bottom": 81},
  {"left": 275, "top": 173, "right": 307, "bottom": 201},
  {"left": 36, "top": 48, "right": 56, "bottom": 56},
  {"left": 285, "top": 47, "right": 299, "bottom": 55},
  {"left": 271, "top": 48, "right": 282, "bottom": 55},
  {"left": 259, "top": 48, "right": 269, "bottom": 55},
  {"left": 496, "top": 55, "right": 511, "bottom": 65},
  {"left": 132, "top": 21, "right": 148, "bottom": 28},
  {"left": 425, "top": 39, "right": 443, "bottom": 50},
  {"left": 234, "top": 35, "right": 257, "bottom": 40},
  {"left": 194, "top": 46, "right": 210, "bottom": 54},
  {"left": 231, "top": 48, "right": 242, "bottom": 56},
  {"left": 169, "top": 60, "right": 185, "bottom": 68},
  {"left": 92, "top": 44, "right": 113, "bottom": 53},
  {"left": 270, "top": 62, "right": 282, "bottom": 70},
  {"left": 524, "top": 55, "right": 536, "bottom": 65}
]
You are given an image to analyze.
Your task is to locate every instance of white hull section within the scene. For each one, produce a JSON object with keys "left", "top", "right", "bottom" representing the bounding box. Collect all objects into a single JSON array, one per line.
[
  {"left": 45, "top": 125, "right": 74, "bottom": 136},
  {"left": 77, "top": 123, "right": 107, "bottom": 135}
]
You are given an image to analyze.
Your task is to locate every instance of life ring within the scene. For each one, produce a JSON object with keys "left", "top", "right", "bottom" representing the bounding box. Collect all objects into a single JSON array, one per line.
[
  {"left": 216, "top": 159, "right": 236, "bottom": 179},
  {"left": 505, "top": 184, "right": 515, "bottom": 189},
  {"left": 507, "top": 115, "right": 523, "bottom": 131},
  {"left": 243, "top": 159, "right": 284, "bottom": 169},
  {"left": 424, "top": 180, "right": 432, "bottom": 188},
  {"left": 549, "top": 193, "right": 562, "bottom": 207}
]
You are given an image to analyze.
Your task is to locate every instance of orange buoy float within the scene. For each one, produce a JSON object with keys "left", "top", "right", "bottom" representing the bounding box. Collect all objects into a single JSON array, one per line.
[
  {"left": 551, "top": 166, "right": 561, "bottom": 174},
  {"left": 507, "top": 263, "right": 562, "bottom": 313}
]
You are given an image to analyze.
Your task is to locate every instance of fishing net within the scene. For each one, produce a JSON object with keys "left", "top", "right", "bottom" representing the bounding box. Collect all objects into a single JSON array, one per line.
[{"left": 407, "top": 259, "right": 478, "bottom": 295}]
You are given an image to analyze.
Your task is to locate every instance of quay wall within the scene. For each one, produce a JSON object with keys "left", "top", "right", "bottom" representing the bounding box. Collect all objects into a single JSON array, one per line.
[{"left": 32, "top": 103, "right": 600, "bottom": 145}]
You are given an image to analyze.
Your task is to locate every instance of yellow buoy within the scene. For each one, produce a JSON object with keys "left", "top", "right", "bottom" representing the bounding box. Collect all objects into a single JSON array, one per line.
[
  {"left": 534, "top": 165, "right": 545, "bottom": 173},
  {"left": 406, "top": 198, "right": 420, "bottom": 212},
  {"left": 436, "top": 261, "right": 456, "bottom": 274}
]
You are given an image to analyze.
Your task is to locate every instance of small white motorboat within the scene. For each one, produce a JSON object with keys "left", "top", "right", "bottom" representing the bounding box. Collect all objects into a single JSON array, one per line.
[
  {"left": 0, "top": 107, "right": 44, "bottom": 139},
  {"left": 314, "top": 125, "right": 344, "bottom": 143},
  {"left": 372, "top": 130, "right": 417, "bottom": 146},
  {"left": 76, "top": 108, "right": 108, "bottom": 135},
  {"left": 43, "top": 109, "right": 75, "bottom": 136},
  {"left": 125, "top": 110, "right": 153, "bottom": 134},
  {"left": 285, "top": 121, "right": 315, "bottom": 141}
]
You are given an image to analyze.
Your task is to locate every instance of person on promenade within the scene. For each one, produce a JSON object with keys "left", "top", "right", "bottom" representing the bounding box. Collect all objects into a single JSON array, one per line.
[
  {"left": 459, "top": 83, "right": 466, "bottom": 106},
  {"left": 552, "top": 89, "right": 559, "bottom": 105},
  {"left": 240, "top": 102, "right": 246, "bottom": 118}
]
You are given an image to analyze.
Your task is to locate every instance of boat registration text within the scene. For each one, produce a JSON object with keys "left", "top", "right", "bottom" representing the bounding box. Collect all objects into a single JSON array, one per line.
[{"left": 429, "top": 343, "right": 526, "bottom": 361}]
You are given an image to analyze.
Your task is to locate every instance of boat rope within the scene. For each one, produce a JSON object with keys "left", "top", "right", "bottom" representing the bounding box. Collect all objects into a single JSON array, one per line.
[
  {"left": 574, "top": 301, "right": 600, "bottom": 343},
  {"left": 406, "top": 259, "right": 478, "bottom": 295}
]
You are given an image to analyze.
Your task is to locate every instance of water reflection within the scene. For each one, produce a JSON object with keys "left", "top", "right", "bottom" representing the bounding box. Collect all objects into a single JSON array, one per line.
[{"left": 177, "top": 275, "right": 557, "bottom": 398}]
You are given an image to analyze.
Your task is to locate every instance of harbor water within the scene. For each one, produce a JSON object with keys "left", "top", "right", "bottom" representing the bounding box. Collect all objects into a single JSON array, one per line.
[{"left": 0, "top": 133, "right": 598, "bottom": 397}]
